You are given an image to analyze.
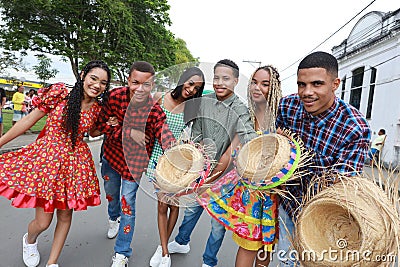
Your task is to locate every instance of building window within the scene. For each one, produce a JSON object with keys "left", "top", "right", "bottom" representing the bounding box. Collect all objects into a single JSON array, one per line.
[
  {"left": 341, "top": 76, "right": 346, "bottom": 100},
  {"left": 350, "top": 67, "right": 364, "bottom": 110},
  {"left": 366, "top": 67, "right": 377, "bottom": 119}
]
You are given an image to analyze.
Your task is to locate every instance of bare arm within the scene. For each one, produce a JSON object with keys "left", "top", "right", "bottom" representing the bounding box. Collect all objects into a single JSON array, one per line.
[
  {"left": 153, "top": 92, "right": 163, "bottom": 104},
  {"left": 90, "top": 128, "right": 102, "bottom": 137},
  {"left": 0, "top": 109, "right": 46, "bottom": 148},
  {"left": 90, "top": 116, "right": 119, "bottom": 137},
  {"left": 206, "top": 134, "right": 240, "bottom": 184}
]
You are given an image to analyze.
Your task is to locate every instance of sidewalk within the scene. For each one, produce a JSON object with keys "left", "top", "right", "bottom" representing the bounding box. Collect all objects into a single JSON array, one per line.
[
  {"left": 0, "top": 132, "right": 39, "bottom": 154},
  {"left": 0, "top": 133, "right": 103, "bottom": 154}
]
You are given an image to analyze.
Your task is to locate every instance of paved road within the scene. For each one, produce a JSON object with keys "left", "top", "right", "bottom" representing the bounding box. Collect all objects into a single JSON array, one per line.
[
  {"left": 2, "top": 141, "right": 274, "bottom": 267},
  {"left": 2, "top": 138, "right": 399, "bottom": 267}
]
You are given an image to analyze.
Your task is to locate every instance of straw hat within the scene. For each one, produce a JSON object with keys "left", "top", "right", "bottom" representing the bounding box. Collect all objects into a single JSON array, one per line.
[
  {"left": 236, "top": 133, "right": 301, "bottom": 190},
  {"left": 294, "top": 175, "right": 400, "bottom": 266},
  {"left": 155, "top": 143, "right": 209, "bottom": 194}
]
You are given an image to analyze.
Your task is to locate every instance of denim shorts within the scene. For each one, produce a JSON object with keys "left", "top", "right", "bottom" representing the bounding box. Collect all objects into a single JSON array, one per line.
[{"left": 13, "top": 110, "right": 24, "bottom": 122}]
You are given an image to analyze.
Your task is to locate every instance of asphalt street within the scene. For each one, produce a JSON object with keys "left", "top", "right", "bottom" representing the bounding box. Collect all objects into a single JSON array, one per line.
[{"left": 1, "top": 140, "right": 281, "bottom": 267}]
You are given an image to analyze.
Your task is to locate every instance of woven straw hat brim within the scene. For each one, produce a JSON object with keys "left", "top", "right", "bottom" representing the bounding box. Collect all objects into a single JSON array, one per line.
[
  {"left": 237, "top": 133, "right": 299, "bottom": 189},
  {"left": 295, "top": 176, "right": 399, "bottom": 267},
  {"left": 155, "top": 144, "right": 205, "bottom": 193}
]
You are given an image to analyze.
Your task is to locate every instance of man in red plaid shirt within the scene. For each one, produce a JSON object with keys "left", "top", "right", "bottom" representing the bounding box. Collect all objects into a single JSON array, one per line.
[{"left": 93, "top": 61, "right": 175, "bottom": 267}]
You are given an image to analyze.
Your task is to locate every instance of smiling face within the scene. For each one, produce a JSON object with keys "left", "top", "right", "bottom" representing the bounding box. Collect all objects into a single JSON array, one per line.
[
  {"left": 127, "top": 69, "right": 154, "bottom": 105},
  {"left": 250, "top": 69, "right": 271, "bottom": 104},
  {"left": 213, "top": 66, "right": 237, "bottom": 101},
  {"left": 82, "top": 67, "right": 109, "bottom": 99},
  {"left": 297, "top": 67, "right": 340, "bottom": 116},
  {"left": 181, "top": 74, "right": 204, "bottom": 99}
]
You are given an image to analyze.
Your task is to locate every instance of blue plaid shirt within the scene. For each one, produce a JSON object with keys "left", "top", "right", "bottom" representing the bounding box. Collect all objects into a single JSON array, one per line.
[{"left": 276, "top": 94, "right": 371, "bottom": 218}]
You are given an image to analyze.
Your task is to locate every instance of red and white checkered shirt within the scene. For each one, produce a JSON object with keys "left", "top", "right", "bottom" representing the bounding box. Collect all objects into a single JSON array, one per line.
[{"left": 96, "top": 86, "right": 175, "bottom": 181}]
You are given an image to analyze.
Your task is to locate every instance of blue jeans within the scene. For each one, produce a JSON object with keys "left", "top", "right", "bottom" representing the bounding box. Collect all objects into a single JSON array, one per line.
[
  {"left": 175, "top": 204, "right": 226, "bottom": 266},
  {"left": 101, "top": 158, "right": 121, "bottom": 221},
  {"left": 102, "top": 158, "right": 140, "bottom": 258},
  {"left": 277, "top": 205, "right": 298, "bottom": 267},
  {"left": 368, "top": 148, "right": 379, "bottom": 160}
]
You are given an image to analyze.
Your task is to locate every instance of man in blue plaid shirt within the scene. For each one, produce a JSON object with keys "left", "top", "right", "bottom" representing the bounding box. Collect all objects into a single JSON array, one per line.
[{"left": 275, "top": 51, "right": 371, "bottom": 266}]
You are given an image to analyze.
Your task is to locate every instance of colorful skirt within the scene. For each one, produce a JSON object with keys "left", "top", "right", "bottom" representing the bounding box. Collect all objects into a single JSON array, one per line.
[{"left": 198, "top": 169, "right": 278, "bottom": 251}]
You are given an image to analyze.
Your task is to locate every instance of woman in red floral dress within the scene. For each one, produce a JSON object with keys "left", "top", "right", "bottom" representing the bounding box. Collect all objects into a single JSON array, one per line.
[{"left": 0, "top": 60, "right": 111, "bottom": 267}]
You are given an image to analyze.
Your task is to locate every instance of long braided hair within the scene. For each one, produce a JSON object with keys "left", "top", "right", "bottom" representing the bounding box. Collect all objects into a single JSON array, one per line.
[
  {"left": 64, "top": 60, "right": 111, "bottom": 148},
  {"left": 247, "top": 65, "right": 282, "bottom": 132}
]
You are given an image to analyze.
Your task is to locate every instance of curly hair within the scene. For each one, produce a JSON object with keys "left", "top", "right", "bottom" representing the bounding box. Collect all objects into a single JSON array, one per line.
[
  {"left": 64, "top": 60, "right": 111, "bottom": 148},
  {"left": 247, "top": 65, "right": 282, "bottom": 132}
]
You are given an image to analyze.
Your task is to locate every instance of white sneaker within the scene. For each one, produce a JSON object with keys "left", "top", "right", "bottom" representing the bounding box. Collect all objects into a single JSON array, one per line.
[
  {"left": 46, "top": 264, "right": 59, "bottom": 267},
  {"left": 111, "top": 253, "right": 128, "bottom": 267},
  {"left": 149, "top": 245, "right": 162, "bottom": 267},
  {"left": 22, "top": 233, "right": 40, "bottom": 267},
  {"left": 107, "top": 217, "right": 120, "bottom": 239},
  {"left": 159, "top": 255, "right": 171, "bottom": 267},
  {"left": 167, "top": 240, "right": 190, "bottom": 254}
]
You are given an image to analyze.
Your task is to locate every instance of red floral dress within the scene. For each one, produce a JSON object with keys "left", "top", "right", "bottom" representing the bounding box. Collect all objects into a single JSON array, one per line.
[{"left": 0, "top": 83, "right": 101, "bottom": 212}]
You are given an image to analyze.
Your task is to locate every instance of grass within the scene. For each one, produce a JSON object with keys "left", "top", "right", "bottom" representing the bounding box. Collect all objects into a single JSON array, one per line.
[{"left": 1, "top": 109, "right": 47, "bottom": 134}]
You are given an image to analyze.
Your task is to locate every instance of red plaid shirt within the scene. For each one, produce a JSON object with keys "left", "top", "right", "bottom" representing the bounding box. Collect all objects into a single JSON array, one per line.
[{"left": 96, "top": 86, "right": 175, "bottom": 181}]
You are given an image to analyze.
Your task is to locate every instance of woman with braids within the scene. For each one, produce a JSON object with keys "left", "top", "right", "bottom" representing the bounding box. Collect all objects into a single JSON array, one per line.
[
  {"left": 200, "top": 65, "right": 282, "bottom": 267},
  {"left": 241, "top": 65, "right": 282, "bottom": 267},
  {"left": 0, "top": 60, "right": 111, "bottom": 267}
]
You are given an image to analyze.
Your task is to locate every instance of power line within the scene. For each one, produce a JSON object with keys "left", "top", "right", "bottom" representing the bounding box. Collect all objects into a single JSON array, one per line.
[
  {"left": 282, "top": 20, "right": 399, "bottom": 83},
  {"left": 281, "top": 0, "right": 377, "bottom": 75},
  {"left": 343, "top": 20, "right": 397, "bottom": 49},
  {"left": 283, "top": 54, "right": 400, "bottom": 84},
  {"left": 340, "top": 55, "right": 399, "bottom": 81}
]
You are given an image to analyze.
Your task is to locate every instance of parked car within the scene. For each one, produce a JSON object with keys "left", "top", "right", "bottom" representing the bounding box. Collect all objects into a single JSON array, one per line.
[{"left": 3, "top": 101, "right": 13, "bottom": 110}]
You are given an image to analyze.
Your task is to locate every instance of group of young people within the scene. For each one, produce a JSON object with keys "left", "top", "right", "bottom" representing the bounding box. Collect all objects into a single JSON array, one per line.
[{"left": 0, "top": 51, "right": 371, "bottom": 267}]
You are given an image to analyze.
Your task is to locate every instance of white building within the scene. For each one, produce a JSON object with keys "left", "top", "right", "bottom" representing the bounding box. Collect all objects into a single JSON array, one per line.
[{"left": 332, "top": 7, "right": 400, "bottom": 167}]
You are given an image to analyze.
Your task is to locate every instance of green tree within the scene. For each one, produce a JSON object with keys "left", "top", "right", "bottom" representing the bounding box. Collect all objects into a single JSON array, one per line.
[
  {"left": 0, "top": 50, "right": 27, "bottom": 75},
  {"left": 154, "top": 38, "right": 200, "bottom": 91},
  {"left": 32, "top": 54, "right": 59, "bottom": 85},
  {"left": 174, "top": 38, "right": 199, "bottom": 65},
  {"left": 0, "top": 0, "right": 179, "bottom": 83}
]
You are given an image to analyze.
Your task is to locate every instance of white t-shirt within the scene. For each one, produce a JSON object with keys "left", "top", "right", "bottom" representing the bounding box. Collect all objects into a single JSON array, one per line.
[{"left": 371, "top": 134, "right": 386, "bottom": 151}]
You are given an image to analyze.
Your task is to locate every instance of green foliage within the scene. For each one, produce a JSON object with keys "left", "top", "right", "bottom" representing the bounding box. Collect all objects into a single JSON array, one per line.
[
  {"left": 32, "top": 54, "right": 59, "bottom": 85},
  {"left": 0, "top": 50, "right": 27, "bottom": 75},
  {"left": 175, "top": 38, "right": 199, "bottom": 65},
  {"left": 153, "top": 38, "right": 200, "bottom": 91},
  {"left": 0, "top": 0, "right": 184, "bottom": 82}
]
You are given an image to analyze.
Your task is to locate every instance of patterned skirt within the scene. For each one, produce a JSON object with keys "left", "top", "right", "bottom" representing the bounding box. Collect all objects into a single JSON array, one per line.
[{"left": 198, "top": 169, "right": 278, "bottom": 251}]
